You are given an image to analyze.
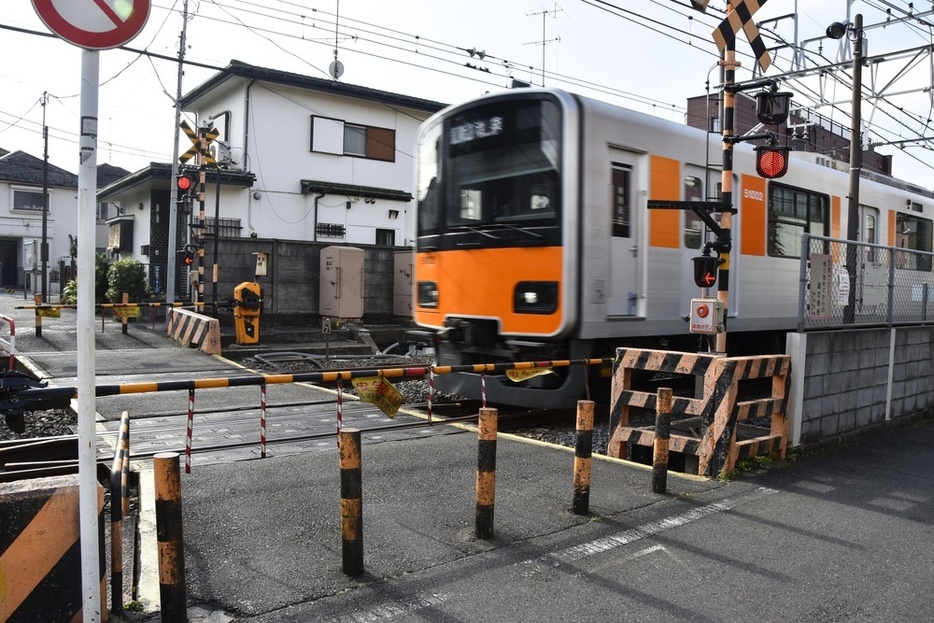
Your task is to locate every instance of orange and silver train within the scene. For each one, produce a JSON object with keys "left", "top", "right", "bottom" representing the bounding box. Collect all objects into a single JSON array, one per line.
[{"left": 413, "top": 88, "right": 934, "bottom": 407}]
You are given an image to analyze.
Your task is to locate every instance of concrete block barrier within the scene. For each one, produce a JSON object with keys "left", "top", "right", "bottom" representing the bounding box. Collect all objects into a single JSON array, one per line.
[
  {"left": 167, "top": 308, "right": 221, "bottom": 355},
  {"left": 0, "top": 474, "right": 106, "bottom": 622}
]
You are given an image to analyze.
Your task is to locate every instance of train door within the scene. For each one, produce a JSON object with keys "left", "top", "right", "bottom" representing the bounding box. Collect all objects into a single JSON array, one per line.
[{"left": 607, "top": 150, "right": 641, "bottom": 316}]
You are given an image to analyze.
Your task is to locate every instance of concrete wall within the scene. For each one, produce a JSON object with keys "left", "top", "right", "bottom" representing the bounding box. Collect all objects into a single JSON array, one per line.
[
  {"left": 787, "top": 326, "right": 934, "bottom": 446},
  {"left": 188, "top": 237, "right": 411, "bottom": 325}
]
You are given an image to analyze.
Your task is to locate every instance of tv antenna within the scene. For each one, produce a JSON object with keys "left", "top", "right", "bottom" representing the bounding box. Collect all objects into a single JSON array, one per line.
[
  {"left": 525, "top": 3, "right": 564, "bottom": 86},
  {"left": 329, "top": 0, "right": 344, "bottom": 79}
]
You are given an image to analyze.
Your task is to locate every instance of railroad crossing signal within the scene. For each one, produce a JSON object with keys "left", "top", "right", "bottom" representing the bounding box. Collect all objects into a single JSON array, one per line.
[
  {"left": 693, "top": 255, "right": 721, "bottom": 288},
  {"left": 755, "top": 145, "right": 790, "bottom": 179},
  {"left": 179, "top": 120, "right": 219, "bottom": 165},
  {"left": 176, "top": 170, "right": 197, "bottom": 196},
  {"left": 178, "top": 247, "right": 194, "bottom": 267},
  {"left": 712, "top": 0, "right": 772, "bottom": 71}
]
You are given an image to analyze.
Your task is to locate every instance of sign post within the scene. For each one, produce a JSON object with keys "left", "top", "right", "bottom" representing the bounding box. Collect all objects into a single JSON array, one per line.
[{"left": 30, "top": 2, "right": 151, "bottom": 621}]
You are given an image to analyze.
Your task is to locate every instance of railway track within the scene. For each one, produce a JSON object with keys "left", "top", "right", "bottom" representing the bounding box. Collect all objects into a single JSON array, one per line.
[{"left": 0, "top": 357, "right": 584, "bottom": 482}]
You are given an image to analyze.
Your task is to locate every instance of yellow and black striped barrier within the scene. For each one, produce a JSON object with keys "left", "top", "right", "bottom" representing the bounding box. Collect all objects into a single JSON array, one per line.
[
  {"left": 0, "top": 474, "right": 106, "bottom": 621},
  {"left": 16, "top": 298, "right": 207, "bottom": 336}
]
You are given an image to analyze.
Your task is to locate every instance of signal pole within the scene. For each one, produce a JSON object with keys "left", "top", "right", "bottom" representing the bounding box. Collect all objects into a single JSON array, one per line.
[
  {"left": 167, "top": 0, "right": 189, "bottom": 304},
  {"left": 716, "top": 39, "right": 737, "bottom": 355}
]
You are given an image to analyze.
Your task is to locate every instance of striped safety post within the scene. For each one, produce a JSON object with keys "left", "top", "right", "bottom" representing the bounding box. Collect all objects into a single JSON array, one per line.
[
  {"left": 110, "top": 410, "right": 131, "bottom": 614},
  {"left": 260, "top": 383, "right": 267, "bottom": 458},
  {"left": 572, "top": 400, "right": 595, "bottom": 515},
  {"left": 475, "top": 406, "right": 497, "bottom": 539},
  {"left": 339, "top": 428, "right": 364, "bottom": 576},
  {"left": 427, "top": 367, "right": 434, "bottom": 425},
  {"left": 121, "top": 293, "right": 130, "bottom": 335},
  {"left": 185, "top": 388, "right": 195, "bottom": 473},
  {"left": 336, "top": 378, "right": 343, "bottom": 448},
  {"left": 653, "top": 387, "right": 673, "bottom": 494},
  {"left": 480, "top": 371, "right": 487, "bottom": 409},
  {"left": 154, "top": 452, "right": 187, "bottom": 621},
  {"left": 34, "top": 294, "right": 42, "bottom": 338}
]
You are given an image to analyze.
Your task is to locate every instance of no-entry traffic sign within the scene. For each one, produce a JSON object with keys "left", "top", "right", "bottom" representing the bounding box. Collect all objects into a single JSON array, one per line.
[{"left": 32, "top": 0, "right": 150, "bottom": 50}]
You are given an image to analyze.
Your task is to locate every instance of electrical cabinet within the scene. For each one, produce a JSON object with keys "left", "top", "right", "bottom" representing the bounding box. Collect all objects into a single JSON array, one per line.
[{"left": 319, "top": 246, "right": 364, "bottom": 319}]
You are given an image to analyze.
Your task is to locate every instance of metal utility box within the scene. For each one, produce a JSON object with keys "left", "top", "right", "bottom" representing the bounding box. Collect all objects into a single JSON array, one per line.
[
  {"left": 319, "top": 246, "right": 364, "bottom": 319},
  {"left": 393, "top": 250, "right": 413, "bottom": 318},
  {"left": 233, "top": 281, "right": 262, "bottom": 344}
]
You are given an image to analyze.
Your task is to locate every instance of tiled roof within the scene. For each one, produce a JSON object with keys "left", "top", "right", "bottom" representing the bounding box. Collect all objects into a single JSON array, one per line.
[
  {"left": 0, "top": 150, "right": 78, "bottom": 187},
  {"left": 0, "top": 151, "right": 130, "bottom": 189}
]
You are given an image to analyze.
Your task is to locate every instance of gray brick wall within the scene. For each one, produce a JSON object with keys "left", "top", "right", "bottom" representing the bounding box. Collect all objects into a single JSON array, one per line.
[{"left": 797, "top": 327, "right": 934, "bottom": 445}]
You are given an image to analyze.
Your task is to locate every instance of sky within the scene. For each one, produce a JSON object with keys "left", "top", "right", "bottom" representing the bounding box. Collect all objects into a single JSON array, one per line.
[{"left": 2, "top": 0, "right": 934, "bottom": 188}]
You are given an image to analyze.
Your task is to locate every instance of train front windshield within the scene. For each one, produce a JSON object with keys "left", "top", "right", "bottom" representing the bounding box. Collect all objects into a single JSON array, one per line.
[{"left": 417, "top": 96, "right": 562, "bottom": 241}]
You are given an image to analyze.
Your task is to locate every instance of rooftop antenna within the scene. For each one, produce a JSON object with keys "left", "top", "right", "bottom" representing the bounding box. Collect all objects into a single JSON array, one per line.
[
  {"left": 330, "top": 0, "right": 344, "bottom": 79},
  {"left": 525, "top": 3, "right": 564, "bottom": 86}
]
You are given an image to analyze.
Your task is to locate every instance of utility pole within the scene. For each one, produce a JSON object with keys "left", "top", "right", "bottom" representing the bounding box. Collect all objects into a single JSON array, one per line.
[
  {"left": 167, "top": 0, "right": 189, "bottom": 303},
  {"left": 844, "top": 14, "right": 864, "bottom": 324},
  {"left": 41, "top": 92, "right": 49, "bottom": 303}
]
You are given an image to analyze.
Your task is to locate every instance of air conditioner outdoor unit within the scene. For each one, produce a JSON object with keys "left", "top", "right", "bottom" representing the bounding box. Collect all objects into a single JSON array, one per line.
[{"left": 210, "top": 141, "right": 232, "bottom": 164}]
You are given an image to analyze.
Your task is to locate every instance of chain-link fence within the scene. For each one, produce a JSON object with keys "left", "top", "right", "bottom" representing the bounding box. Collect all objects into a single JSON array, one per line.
[{"left": 798, "top": 234, "right": 934, "bottom": 330}]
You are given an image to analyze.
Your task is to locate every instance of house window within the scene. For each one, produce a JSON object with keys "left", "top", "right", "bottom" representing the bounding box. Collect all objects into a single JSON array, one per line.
[
  {"left": 204, "top": 217, "right": 242, "bottom": 238},
  {"left": 311, "top": 116, "right": 396, "bottom": 161},
  {"left": 344, "top": 125, "right": 367, "bottom": 156},
  {"left": 12, "top": 188, "right": 47, "bottom": 212},
  {"left": 375, "top": 228, "right": 395, "bottom": 246}
]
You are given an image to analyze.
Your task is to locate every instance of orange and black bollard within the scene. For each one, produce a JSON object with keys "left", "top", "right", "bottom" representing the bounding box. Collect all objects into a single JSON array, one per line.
[
  {"left": 122, "top": 293, "right": 129, "bottom": 334},
  {"left": 572, "top": 400, "right": 594, "bottom": 515},
  {"left": 475, "top": 407, "right": 497, "bottom": 539},
  {"left": 34, "top": 294, "right": 42, "bottom": 338},
  {"left": 653, "top": 388, "right": 672, "bottom": 494},
  {"left": 154, "top": 452, "right": 188, "bottom": 622},
  {"left": 340, "top": 428, "right": 364, "bottom": 576}
]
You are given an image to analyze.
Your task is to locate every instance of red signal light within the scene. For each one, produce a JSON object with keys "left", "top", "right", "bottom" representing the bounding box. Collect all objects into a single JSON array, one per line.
[
  {"left": 755, "top": 145, "right": 790, "bottom": 179},
  {"left": 177, "top": 173, "right": 194, "bottom": 192},
  {"left": 692, "top": 255, "right": 721, "bottom": 288}
]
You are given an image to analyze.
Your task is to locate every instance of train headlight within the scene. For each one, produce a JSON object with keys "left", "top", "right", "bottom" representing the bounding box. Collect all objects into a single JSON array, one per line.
[
  {"left": 417, "top": 281, "right": 439, "bottom": 308},
  {"left": 514, "top": 281, "right": 558, "bottom": 314}
]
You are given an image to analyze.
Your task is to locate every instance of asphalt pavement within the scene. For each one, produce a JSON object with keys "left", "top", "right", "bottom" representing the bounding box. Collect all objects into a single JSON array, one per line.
[{"left": 2, "top": 292, "right": 933, "bottom": 622}]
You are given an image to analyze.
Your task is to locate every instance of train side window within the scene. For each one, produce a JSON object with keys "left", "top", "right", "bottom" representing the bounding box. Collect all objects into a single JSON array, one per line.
[
  {"left": 895, "top": 213, "right": 933, "bottom": 270},
  {"left": 767, "top": 183, "right": 829, "bottom": 258},
  {"left": 684, "top": 175, "right": 703, "bottom": 249},
  {"left": 611, "top": 163, "right": 631, "bottom": 238}
]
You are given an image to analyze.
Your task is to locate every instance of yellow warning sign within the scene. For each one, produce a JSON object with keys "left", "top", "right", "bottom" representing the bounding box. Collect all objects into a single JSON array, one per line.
[
  {"left": 112, "top": 307, "right": 141, "bottom": 318},
  {"left": 505, "top": 367, "right": 554, "bottom": 383},
  {"left": 352, "top": 377, "right": 404, "bottom": 419},
  {"left": 36, "top": 307, "right": 61, "bottom": 319}
]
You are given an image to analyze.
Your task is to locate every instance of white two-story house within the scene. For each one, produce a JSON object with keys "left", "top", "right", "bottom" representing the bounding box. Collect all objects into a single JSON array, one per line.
[{"left": 98, "top": 60, "right": 446, "bottom": 297}]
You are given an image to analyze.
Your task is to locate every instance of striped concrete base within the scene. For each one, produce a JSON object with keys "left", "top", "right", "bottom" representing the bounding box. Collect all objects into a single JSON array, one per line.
[
  {"left": 0, "top": 474, "right": 106, "bottom": 621},
  {"left": 167, "top": 308, "right": 221, "bottom": 355}
]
